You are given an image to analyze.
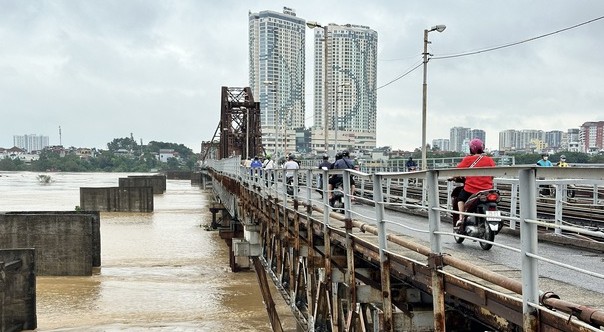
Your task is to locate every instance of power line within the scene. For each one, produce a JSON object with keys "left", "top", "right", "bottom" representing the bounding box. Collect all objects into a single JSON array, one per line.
[
  {"left": 376, "top": 15, "right": 604, "bottom": 90},
  {"left": 433, "top": 15, "right": 604, "bottom": 60},
  {"left": 377, "top": 60, "right": 423, "bottom": 90}
]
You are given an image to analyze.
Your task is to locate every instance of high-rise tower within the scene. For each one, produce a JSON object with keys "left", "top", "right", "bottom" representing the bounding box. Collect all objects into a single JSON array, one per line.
[
  {"left": 249, "top": 7, "right": 306, "bottom": 157},
  {"left": 310, "top": 23, "right": 378, "bottom": 153}
]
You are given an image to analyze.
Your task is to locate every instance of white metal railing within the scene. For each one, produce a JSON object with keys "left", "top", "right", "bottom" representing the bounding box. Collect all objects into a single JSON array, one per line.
[{"left": 208, "top": 158, "right": 604, "bottom": 329}]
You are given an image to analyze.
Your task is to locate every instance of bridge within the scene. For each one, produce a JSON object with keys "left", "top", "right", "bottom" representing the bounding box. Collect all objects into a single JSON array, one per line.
[{"left": 200, "top": 157, "right": 604, "bottom": 332}]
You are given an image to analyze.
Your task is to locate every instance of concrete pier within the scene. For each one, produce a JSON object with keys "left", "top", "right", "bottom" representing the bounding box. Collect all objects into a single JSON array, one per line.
[
  {"left": 0, "top": 249, "right": 36, "bottom": 331},
  {"left": 0, "top": 212, "right": 99, "bottom": 276},
  {"left": 80, "top": 187, "right": 154, "bottom": 212},
  {"left": 119, "top": 175, "right": 166, "bottom": 194}
]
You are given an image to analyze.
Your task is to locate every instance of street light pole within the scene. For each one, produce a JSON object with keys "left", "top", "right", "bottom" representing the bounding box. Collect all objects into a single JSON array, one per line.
[
  {"left": 421, "top": 24, "right": 446, "bottom": 170},
  {"left": 307, "top": 21, "right": 329, "bottom": 154},
  {"left": 335, "top": 82, "right": 350, "bottom": 152}
]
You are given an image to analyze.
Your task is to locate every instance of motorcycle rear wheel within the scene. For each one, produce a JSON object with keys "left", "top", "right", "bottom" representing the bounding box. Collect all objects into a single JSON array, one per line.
[
  {"left": 479, "top": 220, "right": 495, "bottom": 250},
  {"left": 454, "top": 226, "right": 465, "bottom": 243}
]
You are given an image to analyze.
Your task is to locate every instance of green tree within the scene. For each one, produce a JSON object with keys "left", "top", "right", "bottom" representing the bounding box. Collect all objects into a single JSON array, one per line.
[
  {"left": 0, "top": 157, "right": 26, "bottom": 171},
  {"left": 107, "top": 137, "right": 139, "bottom": 153}
]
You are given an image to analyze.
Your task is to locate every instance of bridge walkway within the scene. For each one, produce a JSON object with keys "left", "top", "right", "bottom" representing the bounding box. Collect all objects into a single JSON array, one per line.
[{"left": 202, "top": 159, "right": 604, "bottom": 331}]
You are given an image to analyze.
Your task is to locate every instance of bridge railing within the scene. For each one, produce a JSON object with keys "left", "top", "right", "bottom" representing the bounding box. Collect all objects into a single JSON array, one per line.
[{"left": 210, "top": 159, "right": 604, "bottom": 328}]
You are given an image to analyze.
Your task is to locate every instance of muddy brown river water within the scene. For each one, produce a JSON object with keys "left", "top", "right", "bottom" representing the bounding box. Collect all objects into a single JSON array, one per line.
[{"left": 0, "top": 171, "right": 273, "bottom": 331}]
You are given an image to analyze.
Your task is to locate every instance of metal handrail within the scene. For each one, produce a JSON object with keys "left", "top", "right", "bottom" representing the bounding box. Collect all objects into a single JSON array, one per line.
[{"left": 209, "top": 157, "right": 604, "bottom": 328}]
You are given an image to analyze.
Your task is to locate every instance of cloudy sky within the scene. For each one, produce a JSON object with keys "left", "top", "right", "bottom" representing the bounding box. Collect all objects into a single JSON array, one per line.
[{"left": 1, "top": 1, "right": 603, "bottom": 153}]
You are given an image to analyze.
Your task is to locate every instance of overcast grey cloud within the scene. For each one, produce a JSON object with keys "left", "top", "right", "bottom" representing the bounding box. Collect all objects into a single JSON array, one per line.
[{"left": 1, "top": 0, "right": 603, "bottom": 152}]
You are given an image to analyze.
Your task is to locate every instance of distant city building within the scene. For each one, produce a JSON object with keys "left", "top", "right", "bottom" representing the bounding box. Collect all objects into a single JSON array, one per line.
[
  {"left": 249, "top": 7, "right": 306, "bottom": 157},
  {"left": 545, "top": 130, "right": 563, "bottom": 150},
  {"left": 449, "top": 127, "right": 470, "bottom": 152},
  {"left": 562, "top": 128, "right": 581, "bottom": 152},
  {"left": 13, "top": 134, "right": 49, "bottom": 152},
  {"left": 580, "top": 121, "right": 604, "bottom": 153},
  {"left": 499, "top": 129, "right": 516, "bottom": 152},
  {"left": 310, "top": 22, "right": 378, "bottom": 153},
  {"left": 470, "top": 129, "right": 486, "bottom": 146},
  {"left": 431, "top": 138, "right": 450, "bottom": 151}
]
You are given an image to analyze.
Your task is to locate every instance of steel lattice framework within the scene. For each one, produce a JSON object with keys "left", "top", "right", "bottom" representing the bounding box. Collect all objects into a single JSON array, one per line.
[{"left": 202, "top": 87, "right": 263, "bottom": 162}]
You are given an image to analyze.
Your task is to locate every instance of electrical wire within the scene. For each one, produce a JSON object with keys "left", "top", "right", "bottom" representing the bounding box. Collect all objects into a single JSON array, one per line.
[
  {"left": 377, "top": 60, "right": 423, "bottom": 90},
  {"left": 376, "top": 15, "right": 604, "bottom": 90},
  {"left": 433, "top": 15, "right": 604, "bottom": 60}
]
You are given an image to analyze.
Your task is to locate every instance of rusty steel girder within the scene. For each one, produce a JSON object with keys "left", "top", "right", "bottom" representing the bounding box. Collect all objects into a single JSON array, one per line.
[{"left": 218, "top": 86, "right": 263, "bottom": 159}]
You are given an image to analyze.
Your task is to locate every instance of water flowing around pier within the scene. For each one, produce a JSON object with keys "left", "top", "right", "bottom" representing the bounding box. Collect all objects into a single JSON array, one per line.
[{"left": 0, "top": 172, "right": 271, "bottom": 331}]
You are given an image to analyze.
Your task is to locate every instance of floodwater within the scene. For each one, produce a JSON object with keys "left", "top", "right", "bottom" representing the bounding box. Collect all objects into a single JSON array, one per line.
[{"left": 0, "top": 171, "right": 272, "bottom": 331}]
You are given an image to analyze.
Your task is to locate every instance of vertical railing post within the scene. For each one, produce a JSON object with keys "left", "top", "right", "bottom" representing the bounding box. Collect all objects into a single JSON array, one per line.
[
  {"left": 372, "top": 173, "right": 393, "bottom": 331},
  {"left": 427, "top": 170, "right": 441, "bottom": 253},
  {"left": 427, "top": 170, "right": 445, "bottom": 331},
  {"left": 322, "top": 169, "right": 330, "bottom": 228},
  {"left": 519, "top": 168, "right": 539, "bottom": 331},
  {"left": 555, "top": 184, "right": 563, "bottom": 235},
  {"left": 510, "top": 181, "right": 518, "bottom": 230},
  {"left": 385, "top": 178, "right": 392, "bottom": 203},
  {"left": 306, "top": 169, "right": 312, "bottom": 211},
  {"left": 343, "top": 170, "right": 352, "bottom": 219}
]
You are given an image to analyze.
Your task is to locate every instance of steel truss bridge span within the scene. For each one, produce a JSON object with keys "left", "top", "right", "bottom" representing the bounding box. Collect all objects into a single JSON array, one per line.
[{"left": 204, "top": 159, "right": 604, "bottom": 331}]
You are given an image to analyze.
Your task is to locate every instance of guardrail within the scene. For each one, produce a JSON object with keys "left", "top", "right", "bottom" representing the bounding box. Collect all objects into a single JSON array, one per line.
[{"left": 207, "top": 158, "right": 604, "bottom": 329}]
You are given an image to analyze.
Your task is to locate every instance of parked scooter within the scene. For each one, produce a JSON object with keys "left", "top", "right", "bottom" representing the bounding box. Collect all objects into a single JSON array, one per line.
[{"left": 449, "top": 177, "right": 503, "bottom": 250}]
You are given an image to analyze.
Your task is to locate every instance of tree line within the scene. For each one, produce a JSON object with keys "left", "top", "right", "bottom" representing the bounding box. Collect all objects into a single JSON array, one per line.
[{"left": 0, "top": 137, "right": 198, "bottom": 172}]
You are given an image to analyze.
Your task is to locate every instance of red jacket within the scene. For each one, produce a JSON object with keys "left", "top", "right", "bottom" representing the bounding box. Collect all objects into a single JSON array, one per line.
[{"left": 456, "top": 154, "right": 496, "bottom": 194}]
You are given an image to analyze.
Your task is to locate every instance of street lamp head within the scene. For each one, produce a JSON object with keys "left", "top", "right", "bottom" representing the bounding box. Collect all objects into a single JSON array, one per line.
[
  {"left": 430, "top": 25, "right": 447, "bottom": 33},
  {"left": 306, "top": 21, "right": 323, "bottom": 29}
]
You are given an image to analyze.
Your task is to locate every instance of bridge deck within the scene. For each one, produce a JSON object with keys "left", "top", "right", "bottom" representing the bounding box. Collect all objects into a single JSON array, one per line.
[{"left": 204, "top": 162, "right": 604, "bottom": 331}]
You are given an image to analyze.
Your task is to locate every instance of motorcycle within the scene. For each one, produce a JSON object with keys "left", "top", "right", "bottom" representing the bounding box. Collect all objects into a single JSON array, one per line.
[
  {"left": 286, "top": 176, "right": 295, "bottom": 196},
  {"left": 450, "top": 177, "right": 503, "bottom": 250},
  {"left": 539, "top": 184, "right": 576, "bottom": 199},
  {"left": 329, "top": 178, "right": 345, "bottom": 214}
]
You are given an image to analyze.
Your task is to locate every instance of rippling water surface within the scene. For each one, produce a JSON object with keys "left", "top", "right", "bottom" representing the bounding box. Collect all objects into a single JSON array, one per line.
[{"left": 0, "top": 171, "right": 271, "bottom": 331}]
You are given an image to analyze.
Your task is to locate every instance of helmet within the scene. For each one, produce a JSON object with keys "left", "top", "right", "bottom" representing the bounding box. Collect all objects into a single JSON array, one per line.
[
  {"left": 335, "top": 152, "right": 343, "bottom": 160},
  {"left": 288, "top": 154, "right": 295, "bottom": 160},
  {"left": 469, "top": 139, "right": 484, "bottom": 154},
  {"left": 341, "top": 150, "right": 350, "bottom": 158},
  {"left": 560, "top": 155, "right": 566, "bottom": 159},
  {"left": 322, "top": 154, "right": 329, "bottom": 160}
]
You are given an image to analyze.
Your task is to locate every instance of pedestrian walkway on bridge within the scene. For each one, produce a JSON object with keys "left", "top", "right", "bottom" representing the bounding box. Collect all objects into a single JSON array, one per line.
[{"left": 203, "top": 157, "right": 604, "bottom": 331}]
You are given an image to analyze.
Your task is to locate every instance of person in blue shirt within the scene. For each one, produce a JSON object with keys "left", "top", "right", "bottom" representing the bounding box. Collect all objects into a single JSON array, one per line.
[
  {"left": 250, "top": 156, "right": 263, "bottom": 179},
  {"left": 328, "top": 150, "right": 356, "bottom": 201},
  {"left": 536, "top": 154, "right": 553, "bottom": 167},
  {"left": 536, "top": 153, "right": 553, "bottom": 196}
]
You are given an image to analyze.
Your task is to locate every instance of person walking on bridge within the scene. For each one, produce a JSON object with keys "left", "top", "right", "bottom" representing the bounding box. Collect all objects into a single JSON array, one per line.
[{"left": 262, "top": 155, "right": 275, "bottom": 186}]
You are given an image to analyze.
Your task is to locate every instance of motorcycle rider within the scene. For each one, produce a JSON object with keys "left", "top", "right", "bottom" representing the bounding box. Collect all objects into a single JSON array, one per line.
[
  {"left": 317, "top": 154, "right": 331, "bottom": 197},
  {"left": 406, "top": 157, "right": 418, "bottom": 171},
  {"left": 283, "top": 154, "right": 300, "bottom": 193},
  {"left": 537, "top": 153, "right": 553, "bottom": 167},
  {"left": 454, "top": 139, "right": 496, "bottom": 231},
  {"left": 328, "top": 150, "right": 356, "bottom": 201},
  {"left": 557, "top": 155, "right": 569, "bottom": 167}
]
